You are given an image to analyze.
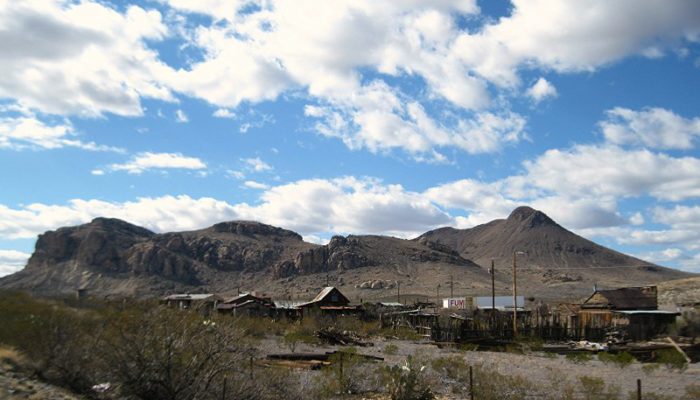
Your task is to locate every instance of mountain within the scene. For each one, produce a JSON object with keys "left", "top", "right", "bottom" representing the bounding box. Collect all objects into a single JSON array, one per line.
[
  {"left": 0, "top": 207, "right": 692, "bottom": 300},
  {"left": 0, "top": 217, "right": 475, "bottom": 297},
  {"left": 417, "top": 206, "right": 650, "bottom": 270}
]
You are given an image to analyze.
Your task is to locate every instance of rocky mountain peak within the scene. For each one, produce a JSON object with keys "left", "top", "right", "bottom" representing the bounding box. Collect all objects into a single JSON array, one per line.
[
  {"left": 86, "top": 217, "right": 155, "bottom": 237},
  {"left": 210, "top": 221, "right": 303, "bottom": 240},
  {"left": 507, "top": 206, "right": 556, "bottom": 229}
]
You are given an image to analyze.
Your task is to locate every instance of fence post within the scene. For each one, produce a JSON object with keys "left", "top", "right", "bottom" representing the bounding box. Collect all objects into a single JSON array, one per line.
[
  {"left": 222, "top": 377, "right": 227, "bottom": 400},
  {"left": 637, "top": 379, "right": 642, "bottom": 400},
  {"left": 469, "top": 365, "right": 474, "bottom": 400}
]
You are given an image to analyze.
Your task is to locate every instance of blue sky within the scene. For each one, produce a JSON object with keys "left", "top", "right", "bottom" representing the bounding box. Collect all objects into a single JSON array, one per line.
[{"left": 1, "top": 0, "right": 700, "bottom": 276}]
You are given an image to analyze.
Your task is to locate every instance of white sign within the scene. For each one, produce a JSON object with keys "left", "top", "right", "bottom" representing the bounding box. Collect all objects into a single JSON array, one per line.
[{"left": 442, "top": 297, "right": 468, "bottom": 309}]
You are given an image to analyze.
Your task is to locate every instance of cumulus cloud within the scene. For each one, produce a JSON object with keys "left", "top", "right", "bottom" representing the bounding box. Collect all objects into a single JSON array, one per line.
[
  {"left": 242, "top": 157, "right": 272, "bottom": 172},
  {"left": 305, "top": 81, "right": 527, "bottom": 159},
  {"left": 243, "top": 180, "right": 269, "bottom": 190},
  {"left": 0, "top": 0, "right": 174, "bottom": 117},
  {"left": 523, "top": 145, "right": 700, "bottom": 201},
  {"left": 107, "top": 152, "right": 207, "bottom": 174},
  {"left": 0, "top": 195, "right": 239, "bottom": 239},
  {"left": 212, "top": 108, "right": 236, "bottom": 119},
  {"left": 0, "top": 178, "right": 453, "bottom": 240},
  {"left": 526, "top": 77, "right": 557, "bottom": 103},
  {"left": 232, "top": 177, "right": 455, "bottom": 238},
  {"left": 0, "top": 249, "right": 31, "bottom": 277},
  {"left": 0, "top": 115, "right": 123, "bottom": 152},
  {"left": 3, "top": 0, "right": 697, "bottom": 157},
  {"left": 600, "top": 107, "right": 700, "bottom": 149},
  {"left": 480, "top": 0, "right": 700, "bottom": 73}
]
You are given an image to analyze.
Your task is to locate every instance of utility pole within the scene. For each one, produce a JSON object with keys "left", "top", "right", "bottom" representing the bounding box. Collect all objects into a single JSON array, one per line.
[
  {"left": 490, "top": 259, "right": 495, "bottom": 312},
  {"left": 513, "top": 251, "right": 517, "bottom": 337},
  {"left": 397, "top": 281, "right": 401, "bottom": 303},
  {"left": 437, "top": 284, "right": 441, "bottom": 307},
  {"left": 512, "top": 251, "right": 525, "bottom": 337},
  {"left": 450, "top": 275, "right": 454, "bottom": 298}
]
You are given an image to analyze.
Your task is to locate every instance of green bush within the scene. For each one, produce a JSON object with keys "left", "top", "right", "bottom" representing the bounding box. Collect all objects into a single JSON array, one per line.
[
  {"left": 578, "top": 376, "right": 620, "bottom": 400},
  {"left": 566, "top": 352, "right": 593, "bottom": 364},
  {"left": 384, "top": 343, "right": 399, "bottom": 355},
  {"left": 598, "top": 351, "right": 635, "bottom": 368},
  {"left": 654, "top": 348, "right": 688, "bottom": 371},
  {"left": 382, "top": 355, "right": 434, "bottom": 400},
  {"left": 314, "top": 347, "right": 379, "bottom": 397}
]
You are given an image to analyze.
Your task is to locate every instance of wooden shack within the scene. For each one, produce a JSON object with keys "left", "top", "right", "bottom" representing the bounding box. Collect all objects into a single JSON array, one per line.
[
  {"left": 162, "top": 293, "right": 223, "bottom": 314},
  {"left": 578, "top": 286, "right": 678, "bottom": 341},
  {"left": 217, "top": 292, "right": 275, "bottom": 317},
  {"left": 297, "top": 287, "right": 358, "bottom": 317}
]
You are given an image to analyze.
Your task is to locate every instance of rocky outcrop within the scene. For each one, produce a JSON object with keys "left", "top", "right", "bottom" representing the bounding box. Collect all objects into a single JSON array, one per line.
[
  {"left": 274, "top": 235, "right": 372, "bottom": 278},
  {"left": 26, "top": 217, "right": 154, "bottom": 273},
  {"left": 12, "top": 218, "right": 316, "bottom": 292}
]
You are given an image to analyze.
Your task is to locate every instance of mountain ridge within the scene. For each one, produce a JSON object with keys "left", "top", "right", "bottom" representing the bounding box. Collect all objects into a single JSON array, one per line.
[{"left": 0, "top": 207, "right": 692, "bottom": 299}]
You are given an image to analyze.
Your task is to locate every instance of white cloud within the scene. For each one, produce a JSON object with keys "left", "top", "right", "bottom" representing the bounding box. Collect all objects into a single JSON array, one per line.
[
  {"left": 108, "top": 152, "right": 207, "bottom": 174},
  {"left": 0, "top": 0, "right": 174, "bottom": 117},
  {"left": 0, "top": 115, "right": 123, "bottom": 152},
  {"left": 0, "top": 178, "right": 452, "bottom": 240},
  {"left": 0, "top": 249, "right": 31, "bottom": 277},
  {"left": 0, "top": 195, "right": 239, "bottom": 239},
  {"left": 243, "top": 180, "right": 269, "bottom": 190},
  {"left": 175, "top": 109, "right": 189, "bottom": 123},
  {"left": 479, "top": 0, "right": 700, "bottom": 73},
  {"left": 523, "top": 145, "right": 700, "bottom": 201},
  {"left": 91, "top": 169, "right": 105, "bottom": 176},
  {"left": 242, "top": 157, "right": 272, "bottom": 172},
  {"left": 226, "top": 169, "right": 245, "bottom": 179},
  {"left": 233, "top": 177, "right": 453, "bottom": 238},
  {"left": 526, "top": 77, "right": 557, "bottom": 103},
  {"left": 306, "top": 81, "right": 527, "bottom": 159},
  {"left": 600, "top": 107, "right": 700, "bottom": 149},
  {"left": 213, "top": 108, "right": 236, "bottom": 119}
]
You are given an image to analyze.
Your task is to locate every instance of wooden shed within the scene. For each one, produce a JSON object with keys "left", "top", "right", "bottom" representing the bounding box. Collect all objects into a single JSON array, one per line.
[
  {"left": 217, "top": 292, "right": 275, "bottom": 317},
  {"left": 578, "top": 286, "right": 678, "bottom": 341}
]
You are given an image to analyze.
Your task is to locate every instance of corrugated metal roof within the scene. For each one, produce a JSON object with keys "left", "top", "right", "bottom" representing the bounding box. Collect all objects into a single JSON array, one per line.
[
  {"left": 474, "top": 296, "right": 524, "bottom": 309},
  {"left": 310, "top": 287, "right": 335, "bottom": 303},
  {"left": 583, "top": 286, "right": 658, "bottom": 310},
  {"left": 613, "top": 310, "right": 679, "bottom": 315},
  {"left": 273, "top": 300, "right": 306, "bottom": 309},
  {"left": 379, "top": 302, "right": 404, "bottom": 307},
  {"left": 163, "top": 294, "right": 218, "bottom": 301}
]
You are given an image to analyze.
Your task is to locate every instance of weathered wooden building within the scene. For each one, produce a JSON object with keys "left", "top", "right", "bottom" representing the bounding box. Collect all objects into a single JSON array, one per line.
[
  {"left": 162, "top": 293, "right": 223, "bottom": 314},
  {"left": 297, "top": 287, "right": 359, "bottom": 317},
  {"left": 217, "top": 292, "right": 275, "bottom": 317},
  {"left": 578, "top": 286, "right": 678, "bottom": 340}
]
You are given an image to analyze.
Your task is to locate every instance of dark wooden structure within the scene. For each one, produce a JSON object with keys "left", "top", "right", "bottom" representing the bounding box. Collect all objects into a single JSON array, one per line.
[
  {"left": 298, "top": 287, "right": 359, "bottom": 317},
  {"left": 217, "top": 293, "right": 275, "bottom": 317},
  {"left": 162, "top": 293, "right": 223, "bottom": 315}
]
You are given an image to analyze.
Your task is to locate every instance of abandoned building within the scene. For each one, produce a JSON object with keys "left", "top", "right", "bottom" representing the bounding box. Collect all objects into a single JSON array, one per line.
[
  {"left": 217, "top": 292, "right": 275, "bottom": 317},
  {"left": 297, "top": 286, "right": 359, "bottom": 317},
  {"left": 162, "top": 293, "right": 223, "bottom": 314},
  {"left": 578, "top": 286, "right": 679, "bottom": 340}
]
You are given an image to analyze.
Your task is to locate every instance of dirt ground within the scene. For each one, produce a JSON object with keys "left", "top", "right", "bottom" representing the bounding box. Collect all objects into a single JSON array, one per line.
[
  {"left": 0, "top": 369, "right": 81, "bottom": 400},
  {"left": 259, "top": 337, "right": 700, "bottom": 399}
]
